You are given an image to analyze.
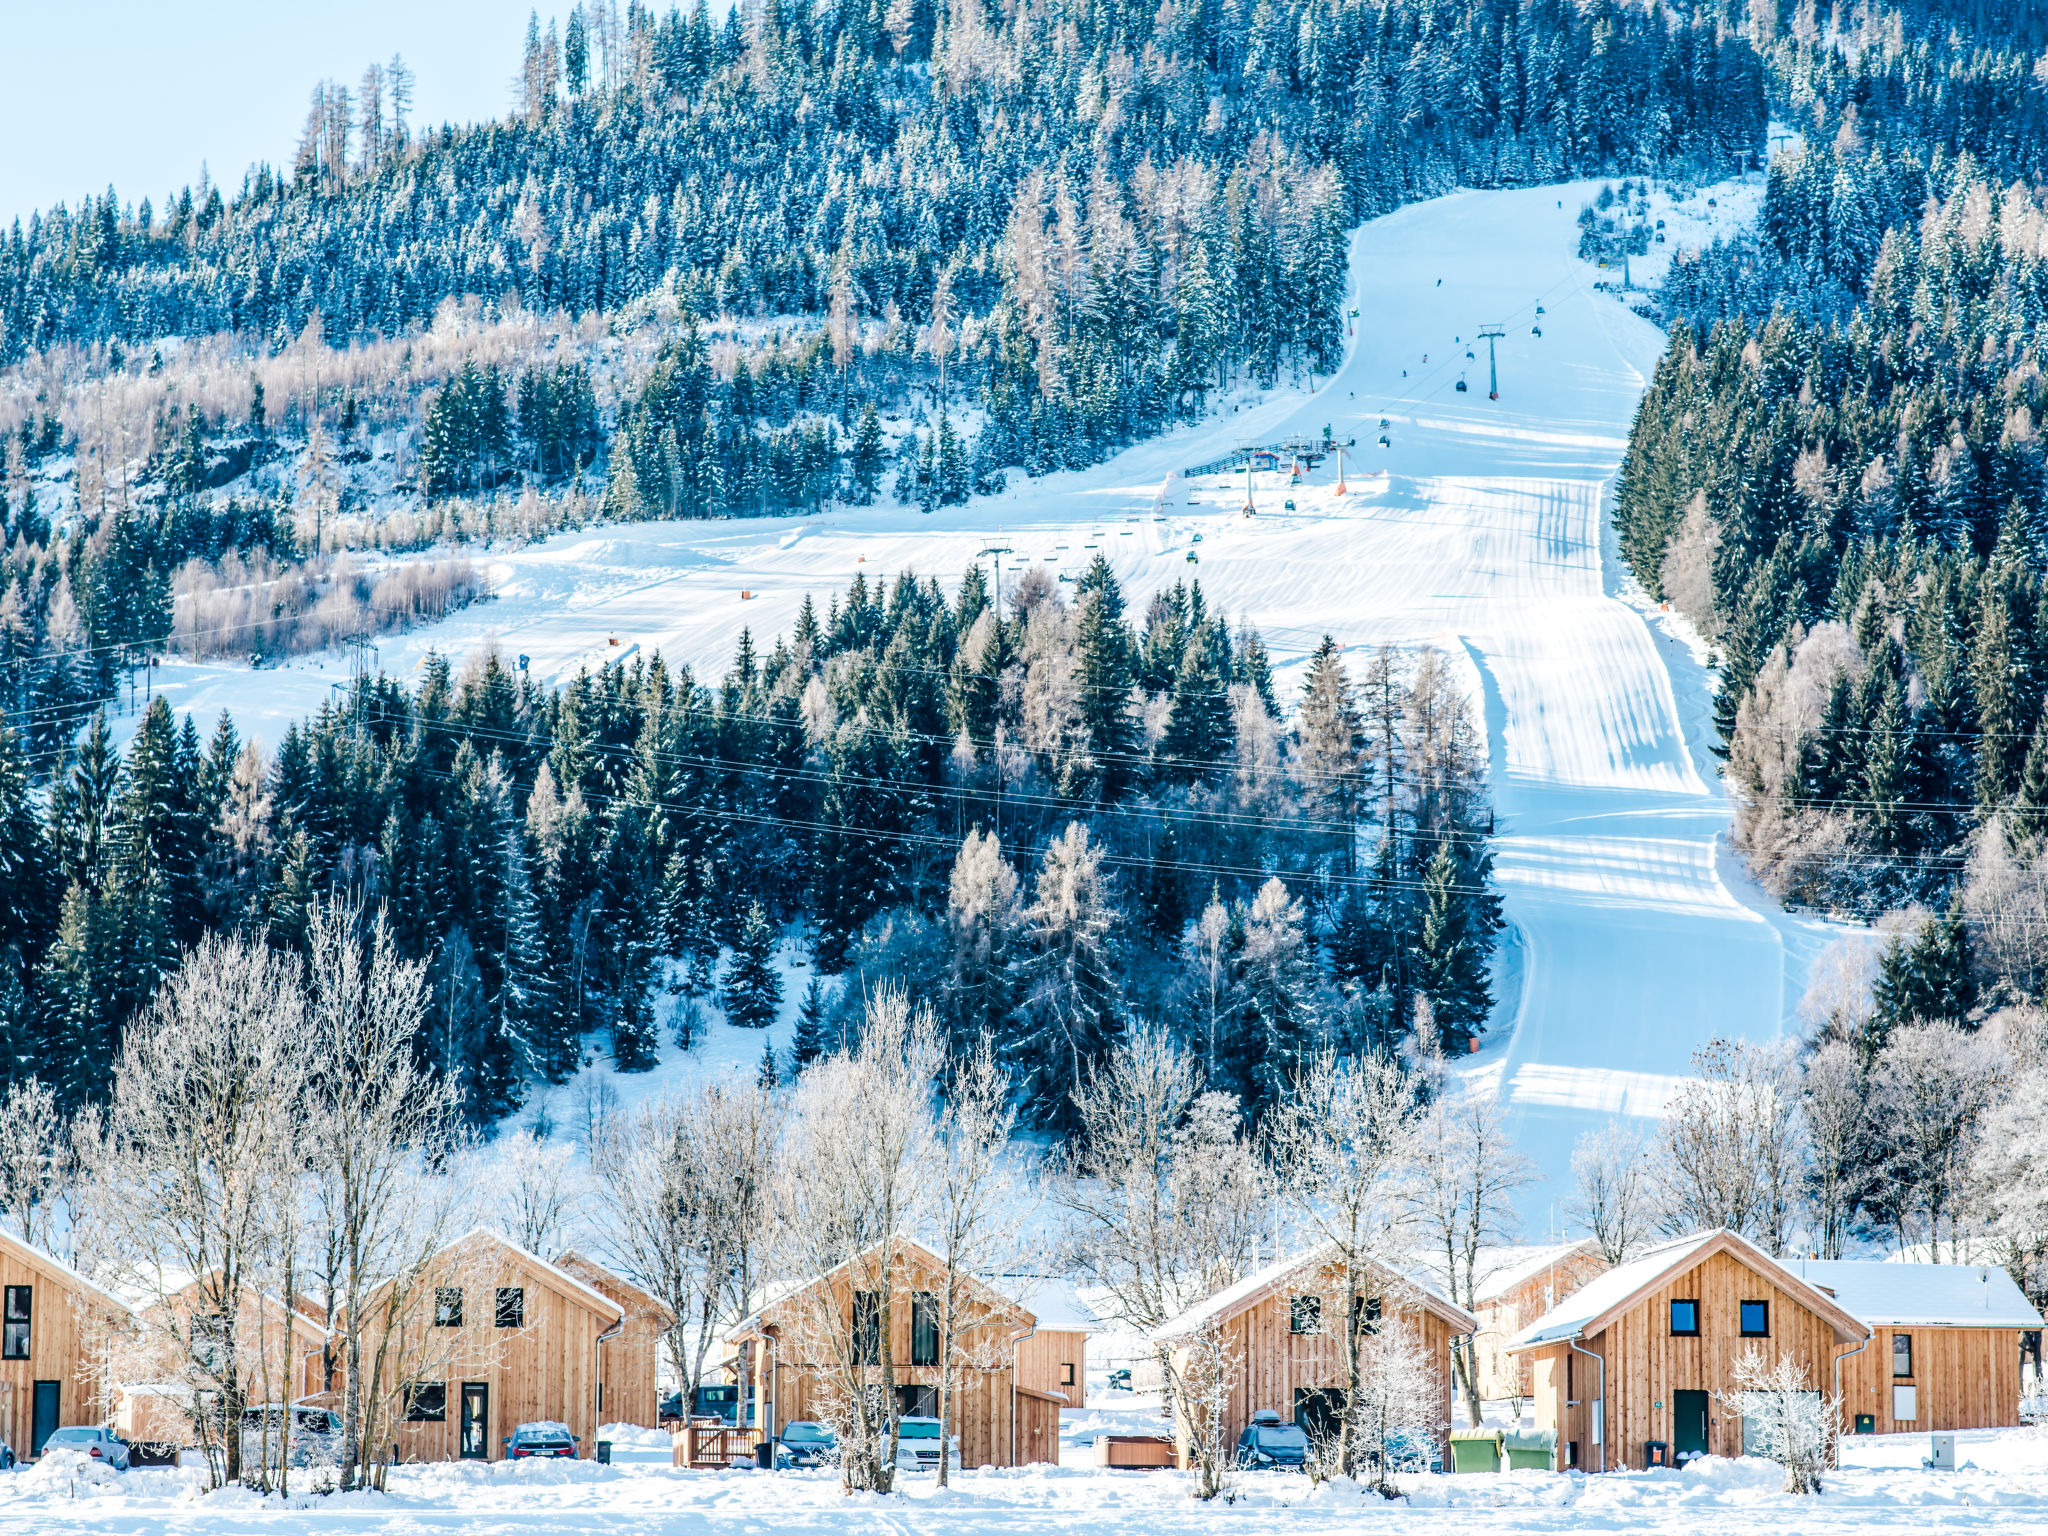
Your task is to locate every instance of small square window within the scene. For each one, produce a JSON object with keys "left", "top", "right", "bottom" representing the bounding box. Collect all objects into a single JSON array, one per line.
[
  {"left": 2, "top": 1285, "right": 29, "bottom": 1361},
  {"left": 435, "top": 1287, "right": 464, "bottom": 1328},
  {"left": 495, "top": 1287, "right": 524, "bottom": 1329},
  {"left": 405, "top": 1382, "right": 447, "bottom": 1422},
  {"left": 1289, "top": 1295, "right": 1323, "bottom": 1335},
  {"left": 1740, "top": 1300, "right": 1769, "bottom": 1337},
  {"left": 1670, "top": 1299, "right": 1700, "bottom": 1337},
  {"left": 1060, "top": 1362, "right": 1075, "bottom": 1386},
  {"left": 1350, "top": 1294, "right": 1382, "bottom": 1336}
]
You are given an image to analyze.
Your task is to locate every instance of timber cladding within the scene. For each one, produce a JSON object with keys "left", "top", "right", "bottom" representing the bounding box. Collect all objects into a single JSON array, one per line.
[
  {"left": 1517, "top": 1245, "right": 1863, "bottom": 1471},
  {"left": 0, "top": 1232, "right": 131, "bottom": 1461},
  {"left": 1835, "top": 1325, "right": 2023, "bottom": 1434},
  {"left": 728, "top": 1240, "right": 1036, "bottom": 1469},
  {"left": 1473, "top": 1249, "right": 1609, "bottom": 1401},
  {"left": 555, "top": 1252, "right": 672, "bottom": 1429},
  {"left": 1014, "top": 1329, "right": 1087, "bottom": 1409},
  {"left": 117, "top": 1283, "right": 329, "bottom": 1447},
  {"left": 367, "top": 1232, "right": 622, "bottom": 1463}
]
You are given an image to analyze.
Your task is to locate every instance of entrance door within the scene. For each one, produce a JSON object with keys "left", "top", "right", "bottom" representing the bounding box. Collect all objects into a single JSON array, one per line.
[
  {"left": 31, "top": 1381, "right": 60, "bottom": 1457},
  {"left": 459, "top": 1383, "right": 490, "bottom": 1460},
  {"left": 1673, "top": 1390, "right": 1709, "bottom": 1463}
]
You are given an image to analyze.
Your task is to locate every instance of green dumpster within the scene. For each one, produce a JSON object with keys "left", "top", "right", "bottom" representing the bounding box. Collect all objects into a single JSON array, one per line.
[
  {"left": 1448, "top": 1429, "right": 1502, "bottom": 1474},
  {"left": 1502, "top": 1429, "right": 1556, "bottom": 1472}
]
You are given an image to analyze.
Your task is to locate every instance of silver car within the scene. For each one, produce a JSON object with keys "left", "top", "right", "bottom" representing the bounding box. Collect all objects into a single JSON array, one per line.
[
  {"left": 240, "top": 1403, "right": 343, "bottom": 1469},
  {"left": 893, "top": 1417, "right": 959, "bottom": 1473},
  {"left": 39, "top": 1425, "right": 130, "bottom": 1469}
]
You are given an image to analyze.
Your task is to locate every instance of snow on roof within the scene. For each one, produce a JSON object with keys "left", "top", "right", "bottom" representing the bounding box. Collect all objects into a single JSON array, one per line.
[
  {"left": 0, "top": 1230, "right": 137, "bottom": 1318},
  {"left": 1788, "top": 1258, "right": 2042, "bottom": 1329},
  {"left": 450, "top": 1229, "right": 624, "bottom": 1322},
  {"left": 1152, "top": 1243, "right": 1476, "bottom": 1342},
  {"left": 727, "top": 1237, "right": 1033, "bottom": 1342},
  {"left": 1508, "top": 1230, "right": 1865, "bottom": 1350},
  {"left": 998, "top": 1277, "right": 1101, "bottom": 1334},
  {"left": 1413, "top": 1241, "right": 1603, "bottom": 1306}
]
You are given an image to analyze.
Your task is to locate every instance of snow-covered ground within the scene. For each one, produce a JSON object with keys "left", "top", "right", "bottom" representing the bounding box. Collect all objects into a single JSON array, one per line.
[
  {"left": 6, "top": 1423, "right": 2048, "bottom": 1533},
  {"left": 133, "top": 172, "right": 1833, "bottom": 1204}
]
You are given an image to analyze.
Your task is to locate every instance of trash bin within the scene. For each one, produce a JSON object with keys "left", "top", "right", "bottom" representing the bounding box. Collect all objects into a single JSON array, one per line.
[
  {"left": 596, "top": 1440, "right": 612, "bottom": 1465},
  {"left": 1503, "top": 1430, "right": 1556, "bottom": 1471},
  {"left": 755, "top": 1440, "right": 775, "bottom": 1470},
  {"left": 1448, "top": 1429, "right": 1502, "bottom": 1474},
  {"left": 1644, "top": 1440, "right": 1668, "bottom": 1468}
]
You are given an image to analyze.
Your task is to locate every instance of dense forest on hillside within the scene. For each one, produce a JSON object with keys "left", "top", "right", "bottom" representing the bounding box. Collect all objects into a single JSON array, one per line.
[
  {"left": 1615, "top": 1, "right": 2048, "bottom": 1009},
  {"left": 0, "top": 557, "right": 1501, "bottom": 1127}
]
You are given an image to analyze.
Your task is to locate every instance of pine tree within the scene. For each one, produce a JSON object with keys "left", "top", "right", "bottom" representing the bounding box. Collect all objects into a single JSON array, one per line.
[
  {"left": 610, "top": 925, "right": 661, "bottom": 1072},
  {"left": 1410, "top": 839, "right": 1493, "bottom": 1051},
  {"left": 756, "top": 1037, "right": 780, "bottom": 1088},
  {"left": 722, "top": 901, "right": 784, "bottom": 1029},
  {"left": 791, "top": 974, "right": 831, "bottom": 1068}
]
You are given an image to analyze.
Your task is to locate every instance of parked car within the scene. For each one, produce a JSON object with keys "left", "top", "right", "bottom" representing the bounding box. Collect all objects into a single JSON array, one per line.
[
  {"left": 1105, "top": 1369, "right": 1132, "bottom": 1393},
  {"left": 504, "top": 1422, "right": 579, "bottom": 1460},
  {"left": 691, "top": 1384, "right": 743, "bottom": 1424},
  {"left": 657, "top": 1390, "right": 684, "bottom": 1422},
  {"left": 775, "top": 1421, "right": 838, "bottom": 1469},
  {"left": 239, "top": 1403, "right": 343, "bottom": 1468},
  {"left": 893, "top": 1417, "right": 959, "bottom": 1473},
  {"left": 39, "top": 1426, "right": 130, "bottom": 1470},
  {"left": 1370, "top": 1427, "right": 1436, "bottom": 1475},
  {"left": 1235, "top": 1410, "right": 1309, "bottom": 1469}
]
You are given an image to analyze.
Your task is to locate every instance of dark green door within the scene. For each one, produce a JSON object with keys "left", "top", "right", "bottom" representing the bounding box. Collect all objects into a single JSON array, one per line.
[
  {"left": 1673, "top": 1390, "right": 1709, "bottom": 1462},
  {"left": 460, "top": 1382, "right": 490, "bottom": 1460},
  {"left": 31, "top": 1381, "right": 60, "bottom": 1457}
]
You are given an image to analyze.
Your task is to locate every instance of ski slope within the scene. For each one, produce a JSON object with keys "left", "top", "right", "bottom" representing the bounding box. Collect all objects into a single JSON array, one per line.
[{"left": 147, "top": 176, "right": 1830, "bottom": 1205}]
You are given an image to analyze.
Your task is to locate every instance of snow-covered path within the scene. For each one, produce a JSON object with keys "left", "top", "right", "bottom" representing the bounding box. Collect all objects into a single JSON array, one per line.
[{"left": 149, "top": 177, "right": 1830, "bottom": 1199}]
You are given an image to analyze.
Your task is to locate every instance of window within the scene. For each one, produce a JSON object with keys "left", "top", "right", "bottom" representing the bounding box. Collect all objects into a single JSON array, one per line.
[
  {"left": 1289, "top": 1295, "right": 1323, "bottom": 1335},
  {"left": 1669, "top": 1299, "right": 1700, "bottom": 1337},
  {"left": 853, "top": 1292, "right": 882, "bottom": 1365},
  {"left": 1893, "top": 1384, "right": 1918, "bottom": 1422},
  {"left": 2, "top": 1286, "right": 29, "bottom": 1360},
  {"left": 405, "top": 1382, "right": 447, "bottom": 1422},
  {"left": 494, "top": 1287, "right": 524, "bottom": 1329},
  {"left": 1740, "top": 1300, "right": 1770, "bottom": 1338},
  {"left": 1350, "top": 1294, "right": 1381, "bottom": 1336},
  {"left": 1892, "top": 1333, "right": 1912, "bottom": 1378},
  {"left": 1566, "top": 1352, "right": 1574, "bottom": 1401},
  {"left": 435, "top": 1288, "right": 464, "bottom": 1328},
  {"left": 1060, "top": 1362, "right": 1075, "bottom": 1387},
  {"left": 910, "top": 1292, "right": 939, "bottom": 1367}
]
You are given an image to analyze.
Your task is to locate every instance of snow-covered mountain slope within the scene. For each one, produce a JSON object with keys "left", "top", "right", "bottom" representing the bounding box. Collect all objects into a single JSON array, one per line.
[{"left": 146, "top": 176, "right": 1833, "bottom": 1202}]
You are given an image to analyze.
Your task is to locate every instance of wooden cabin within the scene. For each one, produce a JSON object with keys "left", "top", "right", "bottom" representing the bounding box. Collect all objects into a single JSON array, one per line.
[
  {"left": 555, "top": 1251, "right": 673, "bottom": 1429},
  {"left": 1787, "top": 1257, "right": 2042, "bottom": 1434},
  {"left": 1460, "top": 1241, "right": 1608, "bottom": 1401},
  {"left": 1151, "top": 1244, "right": 1479, "bottom": 1463},
  {"left": 0, "top": 1230, "right": 133, "bottom": 1460},
  {"left": 116, "top": 1279, "right": 328, "bottom": 1450},
  {"left": 1505, "top": 1230, "right": 1867, "bottom": 1471},
  {"left": 1006, "top": 1277, "right": 1100, "bottom": 1409},
  {"left": 725, "top": 1239, "right": 1040, "bottom": 1467},
  {"left": 373, "top": 1230, "right": 623, "bottom": 1462}
]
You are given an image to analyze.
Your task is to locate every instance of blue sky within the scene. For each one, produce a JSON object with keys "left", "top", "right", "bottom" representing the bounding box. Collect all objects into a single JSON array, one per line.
[{"left": 2, "top": 2, "right": 567, "bottom": 224}]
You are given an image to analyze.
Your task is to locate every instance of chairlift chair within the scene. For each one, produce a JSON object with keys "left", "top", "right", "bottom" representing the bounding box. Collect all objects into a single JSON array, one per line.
[
  {"left": 1377, "top": 434, "right": 1390, "bottom": 447},
  {"left": 1455, "top": 376, "right": 1468, "bottom": 392}
]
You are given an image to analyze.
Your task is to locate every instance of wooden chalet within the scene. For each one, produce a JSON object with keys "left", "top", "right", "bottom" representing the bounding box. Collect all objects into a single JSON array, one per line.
[
  {"left": 1505, "top": 1230, "right": 1867, "bottom": 1471},
  {"left": 1455, "top": 1241, "right": 1608, "bottom": 1401},
  {"left": 1151, "top": 1244, "right": 1479, "bottom": 1462},
  {"left": 1787, "top": 1256, "right": 2042, "bottom": 1435},
  {"left": 375, "top": 1230, "right": 623, "bottom": 1462},
  {"left": 724, "top": 1239, "right": 1045, "bottom": 1468},
  {"left": 116, "top": 1278, "right": 329, "bottom": 1450},
  {"left": 555, "top": 1251, "right": 673, "bottom": 1429},
  {"left": 0, "top": 1230, "right": 134, "bottom": 1461},
  {"left": 1006, "top": 1277, "right": 1101, "bottom": 1410}
]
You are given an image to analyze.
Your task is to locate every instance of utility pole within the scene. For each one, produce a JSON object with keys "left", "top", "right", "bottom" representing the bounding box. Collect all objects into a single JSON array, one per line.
[{"left": 1479, "top": 325, "right": 1505, "bottom": 400}]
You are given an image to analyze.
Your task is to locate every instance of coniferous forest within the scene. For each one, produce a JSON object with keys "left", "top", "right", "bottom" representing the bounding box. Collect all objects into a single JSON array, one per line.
[{"left": 1616, "top": 0, "right": 2048, "bottom": 1019}]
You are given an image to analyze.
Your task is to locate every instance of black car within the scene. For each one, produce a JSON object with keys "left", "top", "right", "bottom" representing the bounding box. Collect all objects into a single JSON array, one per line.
[
  {"left": 775, "top": 1421, "right": 838, "bottom": 1468},
  {"left": 504, "top": 1421, "right": 579, "bottom": 1459},
  {"left": 1235, "top": 1410, "right": 1310, "bottom": 1469}
]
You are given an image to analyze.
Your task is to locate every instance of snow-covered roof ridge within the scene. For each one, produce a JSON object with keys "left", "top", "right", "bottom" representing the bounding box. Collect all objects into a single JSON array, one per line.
[
  {"left": 995, "top": 1276, "right": 1102, "bottom": 1334},
  {"left": 727, "top": 1235, "right": 1036, "bottom": 1342},
  {"left": 1789, "top": 1257, "right": 2043, "bottom": 1329},
  {"left": 1506, "top": 1230, "right": 1865, "bottom": 1351},
  {"left": 1151, "top": 1242, "right": 1479, "bottom": 1342},
  {"left": 0, "top": 1228, "right": 137, "bottom": 1318},
  {"left": 1413, "top": 1240, "right": 1604, "bottom": 1305},
  {"left": 449, "top": 1227, "right": 625, "bottom": 1322}
]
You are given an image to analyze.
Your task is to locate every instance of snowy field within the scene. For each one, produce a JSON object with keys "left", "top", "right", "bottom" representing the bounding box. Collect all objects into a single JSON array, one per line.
[
  {"left": 6, "top": 1424, "right": 2048, "bottom": 1534},
  {"left": 133, "top": 173, "right": 1835, "bottom": 1203}
]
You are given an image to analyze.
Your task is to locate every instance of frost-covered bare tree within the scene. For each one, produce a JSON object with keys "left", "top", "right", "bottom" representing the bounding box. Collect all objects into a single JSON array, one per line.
[
  {"left": 1717, "top": 1349, "right": 1840, "bottom": 1494},
  {"left": 497, "top": 1129, "right": 583, "bottom": 1258},
  {"left": 593, "top": 1078, "right": 779, "bottom": 1418},
  {"left": 771, "top": 985, "right": 940, "bottom": 1493},
  {"left": 299, "top": 900, "right": 466, "bottom": 1493},
  {"left": 1867, "top": 1023, "right": 2004, "bottom": 1256},
  {"left": 1350, "top": 1319, "right": 1443, "bottom": 1496},
  {"left": 930, "top": 1038, "right": 1021, "bottom": 1488},
  {"left": 1272, "top": 1050, "right": 1420, "bottom": 1473},
  {"left": 1566, "top": 1119, "right": 1656, "bottom": 1264},
  {"left": 1797, "top": 934, "right": 1882, "bottom": 1054},
  {"left": 0, "top": 1077, "right": 67, "bottom": 1251},
  {"left": 1800, "top": 1040, "right": 1871, "bottom": 1259},
  {"left": 82, "top": 933, "right": 309, "bottom": 1488},
  {"left": 1060, "top": 1029, "right": 1263, "bottom": 1498},
  {"left": 1971, "top": 1040, "right": 2048, "bottom": 1303},
  {"left": 1658, "top": 1039, "right": 1804, "bottom": 1253},
  {"left": 1413, "top": 1086, "right": 1534, "bottom": 1427}
]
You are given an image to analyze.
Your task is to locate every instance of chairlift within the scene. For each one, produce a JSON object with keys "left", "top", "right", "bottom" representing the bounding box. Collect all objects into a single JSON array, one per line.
[
  {"left": 1379, "top": 418, "right": 1390, "bottom": 428},
  {"left": 1455, "top": 376, "right": 1468, "bottom": 392},
  {"left": 1656, "top": 232, "right": 1666, "bottom": 243},
  {"left": 1191, "top": 533, "right": 1203, "bottom": 543},
  {"left": 1377, "top": 434, "right": 1390, "bottom": 448},
  {"left": 1185, "top": 550, "right": 1199, "bottom": 563},
  {"left": 1536, "top": 306, "right": 1546, "bottom": 314},
  {"left": 1466, "top": 350, "right": 1475, "bottom": 359},
  {"left": 1531, "top": 325, "right": 1542, "bottom": 337},
  {"left": 1284, "top": 499, "right": 1296, "bottom": 511}
]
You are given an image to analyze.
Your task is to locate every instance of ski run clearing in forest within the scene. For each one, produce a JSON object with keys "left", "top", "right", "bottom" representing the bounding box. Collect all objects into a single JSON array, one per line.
[{"left": 145, "top": 171, "right": 1826, "bottom": 1202}]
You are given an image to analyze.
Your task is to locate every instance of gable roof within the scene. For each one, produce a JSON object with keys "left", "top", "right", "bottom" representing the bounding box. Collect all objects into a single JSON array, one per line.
[
  {"left": 555, "top": 1250, "right": 675, "bottom": 1322},
  {"left": 440, "top": 1230, "right": 625, "bottom": 1322},
  {"left": 1415, "top": 1241, "right": 1605, "bottom": 1307},
  {"left": 1506, "top": 1230, "right": 1866, "bottom": 1352},
  {"left": 728, "top": 1237, "right": 1034, "bottom": 1343},
  {"left": 998, "top": 1277, "right": 1102, "bottom": 1334},
  {"left": 0, "top": 1228, "right": 135, "bottom": 1318},
  {"left": 1789, "top": 1257, "right": 2043, "bottom": 1329},
  {"left": 1152, "top": 1244, "right": 1479, "bottom": 1342}
]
